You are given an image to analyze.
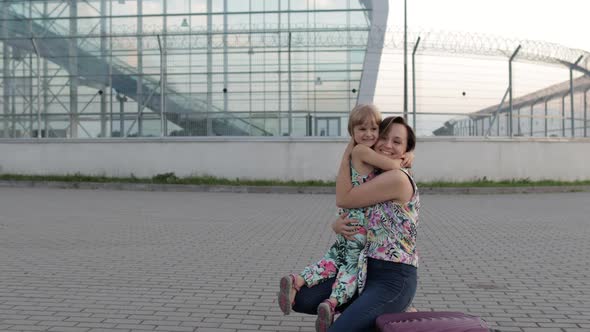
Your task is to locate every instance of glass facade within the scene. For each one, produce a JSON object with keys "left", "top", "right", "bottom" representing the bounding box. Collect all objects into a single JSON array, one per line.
[{"left": 0, "top": 0, "right": 383, "bottom": 138}]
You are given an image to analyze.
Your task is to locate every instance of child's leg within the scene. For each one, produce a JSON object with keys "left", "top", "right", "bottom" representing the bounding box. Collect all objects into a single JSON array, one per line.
[
  {"left": 278, "top": 235, "right": 346, "bottom": 315},
  {"left": 315, "top": 231, "right": 366, "bottom": 332},
  {"left": 328, "top": 226, "right": 367, "bottom": 306},
  {"left": 299, "top": 235, "right": 346, "bottom": 287}
]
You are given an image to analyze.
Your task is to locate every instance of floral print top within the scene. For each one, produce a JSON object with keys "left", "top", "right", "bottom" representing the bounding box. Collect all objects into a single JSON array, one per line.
[
  {"left": 357, "top": 168, "right": 420, "bottom": 293},
  {"left": 337, "top": 164, "right": 378, "bottom": 226},
  {"left": 366, "top": 168, "right": 419, "bottom": 266}
]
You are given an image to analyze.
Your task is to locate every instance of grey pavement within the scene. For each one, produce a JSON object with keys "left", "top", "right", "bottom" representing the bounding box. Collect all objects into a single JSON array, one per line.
[{"left": 0, "top": 187, "right": 589, "bottom": 332}]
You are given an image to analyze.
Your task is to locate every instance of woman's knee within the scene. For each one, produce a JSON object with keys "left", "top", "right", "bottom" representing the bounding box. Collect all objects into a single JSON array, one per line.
[{"left": 292, "top": 292, "right": 318, "bottom": 315}]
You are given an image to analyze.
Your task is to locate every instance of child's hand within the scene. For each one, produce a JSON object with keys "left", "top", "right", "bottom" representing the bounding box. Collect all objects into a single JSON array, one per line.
[{"left": 401, "top": 151, "right": 415, "bottom": 168}]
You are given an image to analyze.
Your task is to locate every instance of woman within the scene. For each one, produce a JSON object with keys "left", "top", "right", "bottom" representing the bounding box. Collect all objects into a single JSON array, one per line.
[{"left": 292, "top": 116, "right": 419, "bottom": 332}]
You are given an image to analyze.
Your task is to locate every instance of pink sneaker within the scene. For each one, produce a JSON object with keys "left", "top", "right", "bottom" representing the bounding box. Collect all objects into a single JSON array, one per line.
[
  {"left": 315, "top": 299, "right": 336, "bottom": 332},
  {"left": 278, "top": 274, "right": 300, "bottom": 315}
]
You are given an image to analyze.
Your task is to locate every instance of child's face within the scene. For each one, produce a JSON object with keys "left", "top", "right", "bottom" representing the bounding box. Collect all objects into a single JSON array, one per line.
[{"left": 352, "top": 118, "right": 379, "bottom": 147}]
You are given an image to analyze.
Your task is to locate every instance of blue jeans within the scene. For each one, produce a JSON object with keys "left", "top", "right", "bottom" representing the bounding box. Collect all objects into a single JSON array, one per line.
[{"left": 292, "top": 258, "right": 417, "bottom": 332}]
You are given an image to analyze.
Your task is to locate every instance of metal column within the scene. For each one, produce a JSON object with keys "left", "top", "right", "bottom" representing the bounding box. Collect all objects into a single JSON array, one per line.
[
  {"left": 402, "top": 0, "right": 407, "bottom": 121},
  {"left": 28, "top": 3, "right": 33, "bottom": 136},
  {"left": 529, "top": 103, "right": 534, "bottom": 136},
  {"left": 43, "top": 0, "right": 49, "bottom": 137},
  {"left": 69, "top": 0, "right": 78, "bottom": 138},
  {"left": 585, "top": 89, "right": 588, "bottom": 137},
  {"left": 157, "top": 35, "right": 165, "bottom": 137},
  {"left": 157, "top": 1, "right": 168, "bottom": 137},
  {"left": 516, "top": 108, "right": 523, "bottom": 136},
  {"left": 248, "top": 0, "right": 252, "bottom": 135},
  {"left": 508, "top": 45, "right": 521, "bottom": 137},
  {"left": 412, "top": 36, "right": 421, "bottom": 131},
  {"left": 100, "top": 0, "right": 107, "bottom": 137},
  {"left": 569, "top": 55, "right": 584, "bottom": 137},
  {"left": 137, "top": 0, "right": 143, "bottom": 136},
  {"left": 288, "top": 32, "right": 293, "bottom": 136},
  {"left": 287, "top": 0, "right": 292, "bottom": 136},
  {"left": 561, "top": 95, "right": 565, "bottom": 137},
  {"left": 544, "top": 99, "right": 548, "bottom": 137},
  {"left": 223, "top": 0, "right": 228, "bottom": 114},
  {"left": 2, "top": 3, "right": 10, "bottom": 137},
  {"left": 277, "top": 0, "right": 282, "bottom": 136},
  {"left": 206, "top": 0, "right": 212, "bottom": 135},
  {"left": 346, "top": 2, "right": 352, "bottom": 111},
  {"left": 497, "top": 110, "right": 500, "bottom": 136},
  {"left": 31, "top": 39, "right": 41, "bottom": 138},
  {"left": 162, "top": 0, "right": 168, "bottom": 136},
  {"left": 117, "top": 94, "right": 126, "bottom": 135},
  {"left": 108, "top": 0, "right": 113, "bottom": 137}
]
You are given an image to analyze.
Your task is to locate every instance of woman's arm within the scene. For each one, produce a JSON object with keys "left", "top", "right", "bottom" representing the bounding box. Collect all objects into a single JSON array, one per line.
[
  {"left": 335, "top": 140, "right": 355, "bottom": 205},
  {"left": 351, "top": 144, "right": 402, "bottom": 171},
  {"left": 336, "top": 169, "right": 413, "bottom": 209}
]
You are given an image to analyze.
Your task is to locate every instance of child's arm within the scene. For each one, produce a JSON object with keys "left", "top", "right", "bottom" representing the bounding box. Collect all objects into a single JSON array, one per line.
[{"left": 351, "top": 144, "right": 402, "bottom": 171}]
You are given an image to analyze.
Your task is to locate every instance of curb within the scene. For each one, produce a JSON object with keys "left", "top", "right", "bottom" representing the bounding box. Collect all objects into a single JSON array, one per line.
[
  {"left": 419, "top": 185, "right": 590, "bottom": 195},
  {"left": 1, "top": 180, "right": 589, "bottom": 195}
]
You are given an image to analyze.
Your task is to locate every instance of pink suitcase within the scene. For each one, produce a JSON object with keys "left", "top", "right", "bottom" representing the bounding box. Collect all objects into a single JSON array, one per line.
[{"left": 376, "top": 311, "right": 496, "bottom": 332}]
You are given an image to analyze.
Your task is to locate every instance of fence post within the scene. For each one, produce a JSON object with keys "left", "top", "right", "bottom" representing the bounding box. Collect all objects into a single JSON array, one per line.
[
  {"left": 569, "top": 55, "right": 584, "bottom": 137},
  {"left": 508, "top": 45, "right": 521, "bottom": 137},
  {"left": 530, "top": 103, "right": 534, "bottom": 136},
  {"left": 412, "top": 36, "right": 421, "bottom": 132},
  {"left": 585, "top": 89, "right": 588, "bottom": 137}
]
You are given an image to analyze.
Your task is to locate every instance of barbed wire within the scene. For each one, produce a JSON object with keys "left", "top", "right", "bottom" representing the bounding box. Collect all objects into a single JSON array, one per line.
[
  {"left": 3, "top": 5, "right": 589, "bottom": 71},
  {"left": 389, "top": 28, "right": 590, "bottom": 68}
]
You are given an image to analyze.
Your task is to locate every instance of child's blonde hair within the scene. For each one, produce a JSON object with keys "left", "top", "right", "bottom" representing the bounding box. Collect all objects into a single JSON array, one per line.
[{"left": 347, "top": 104, "right": 382, "bottom": 136}]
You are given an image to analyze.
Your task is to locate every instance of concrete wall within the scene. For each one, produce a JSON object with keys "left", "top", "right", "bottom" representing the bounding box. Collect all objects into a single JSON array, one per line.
[{"left": 1, "top": 137, "right": 590, "bottom": 182}]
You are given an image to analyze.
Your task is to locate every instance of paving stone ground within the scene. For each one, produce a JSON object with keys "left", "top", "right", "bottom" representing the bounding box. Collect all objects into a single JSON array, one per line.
[{"left": 0, "top": 187, "right": 589, "bottom": 332}]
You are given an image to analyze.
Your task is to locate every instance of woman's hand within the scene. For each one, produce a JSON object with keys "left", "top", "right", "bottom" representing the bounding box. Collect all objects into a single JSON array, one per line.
[
  {"left": 332, "top": 215, "right": 360, "bottom": 240},
  {"left": 401, "top": 150, "right": 415, "bottom": 168}
]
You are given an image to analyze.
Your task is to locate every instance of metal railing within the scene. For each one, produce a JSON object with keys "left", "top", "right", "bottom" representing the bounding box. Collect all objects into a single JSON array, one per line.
[{"left": 1, "top": 109, "right": 587, "bottom": 139}]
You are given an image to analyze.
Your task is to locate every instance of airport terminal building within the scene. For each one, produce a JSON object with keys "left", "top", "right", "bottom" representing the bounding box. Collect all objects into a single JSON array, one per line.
[{"left": 0, "top": 0, "right": 387, "bottom": 138}]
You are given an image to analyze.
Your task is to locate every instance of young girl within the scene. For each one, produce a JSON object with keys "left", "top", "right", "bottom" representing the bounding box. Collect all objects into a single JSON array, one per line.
[{"left": 278, "top": 104, "right": 412, "bottom": 332}]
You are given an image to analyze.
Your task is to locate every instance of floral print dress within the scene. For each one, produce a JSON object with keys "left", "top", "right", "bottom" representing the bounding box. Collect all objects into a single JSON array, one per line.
[{"left": 299, "top": 164, "right": 377, "bottom": 306}]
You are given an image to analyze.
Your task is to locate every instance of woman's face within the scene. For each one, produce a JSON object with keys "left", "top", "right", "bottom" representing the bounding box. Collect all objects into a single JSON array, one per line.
[{"left": 374, "top": 123, "right": 408, "bottom": 159}]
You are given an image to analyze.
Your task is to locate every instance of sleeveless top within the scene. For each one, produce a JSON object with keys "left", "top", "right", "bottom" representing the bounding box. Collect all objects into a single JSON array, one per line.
[
  {"left": 337, "top": 163, "right": 378, "bottom": 227},
  {"left": 351, "top": 164, "right": 378, "bottom": 187},
  {"left": 357, "top": 168, "right": 420, "bottom": 293}
]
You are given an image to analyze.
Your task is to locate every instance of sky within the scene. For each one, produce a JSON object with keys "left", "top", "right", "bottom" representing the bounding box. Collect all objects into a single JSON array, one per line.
[
  {"left": 388, "top": 0, "right": 590, "bottom": 52},
  {"left": 372, "top": 0, "right": 590, "bottom": 135}
]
